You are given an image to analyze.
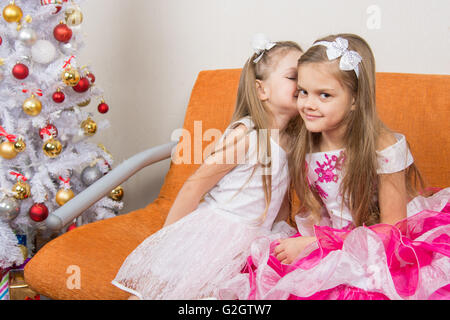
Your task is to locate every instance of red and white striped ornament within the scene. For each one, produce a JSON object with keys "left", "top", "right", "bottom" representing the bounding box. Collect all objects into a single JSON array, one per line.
[
  {"left": 40, "top": 0, "right": 67, "bottom": 5},
  {"left": 41, "top": 0, "right": 69, "bottom": 15},
  {"left": 21, "top": 84, "right": 43, "bottom": 97}
]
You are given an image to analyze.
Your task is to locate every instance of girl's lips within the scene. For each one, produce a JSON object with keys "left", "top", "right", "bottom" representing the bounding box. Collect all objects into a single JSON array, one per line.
[{"left": 304, "top": 113, "right": 322, "bottom": 120}]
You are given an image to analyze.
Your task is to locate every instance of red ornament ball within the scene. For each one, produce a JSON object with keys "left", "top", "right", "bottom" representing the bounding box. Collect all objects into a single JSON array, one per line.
[
  {"left": 97, "top": 102, "right": 109, "bottom": 114},
  {"left": 52, "top": 90, "right": 65, "bottom": 103},
  {"left": 53, "top": 23, "right": 72, "bottom": 43},
  {"left": 86, "top": 72, "right": 95, "bottom": 84},
  {"left": 39, "top": 124, "right": 58, "bottom": 139},
  {"left": 12, "top": 63, "right": 29, "bottom": 80},
  {"left": 67, "top": 223, "right": 77, "bottom": 232},
  {"left": 0, "top": 36, "right": 2, "bottom": 46},
  {"left": 72, "top": 77, "right": 90, "bottom": 93},
  {"left": 29, "top": 203, "right": 49, "bottom": 222}
]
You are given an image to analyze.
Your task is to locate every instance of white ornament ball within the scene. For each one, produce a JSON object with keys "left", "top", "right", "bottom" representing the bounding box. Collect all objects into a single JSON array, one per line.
[
  {"left": 18, "top": 27, "right": 37, "bottom": 46},
  {"left": 31, "top": 40, "right": 57, "bottom": 64}
]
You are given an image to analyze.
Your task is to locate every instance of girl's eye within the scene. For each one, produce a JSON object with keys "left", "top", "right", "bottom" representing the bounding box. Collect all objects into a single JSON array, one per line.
[
  {"left": 299, "top": 89, "right": 307, "bottom": 96},
  {"left": 287, "top": 77, "right": 297, "bottom": 81},
  {"left": 320, "top": 93, "right": 331, "bottom": 99}
]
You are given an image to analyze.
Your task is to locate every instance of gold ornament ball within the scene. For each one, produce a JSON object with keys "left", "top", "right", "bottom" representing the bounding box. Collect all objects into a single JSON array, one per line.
[
  {"left": 56, "top": 188, "right": 75, "bottom": 206},
  {"left": 61, "top": 67, "right": 80, "bottom": 87},
  {"left": 12, "top": 180, "right": 31, "bottom": 200},
  {"left": 65, "top": 7, "right": 83, "bottom": 27},
  {"left": 18, "top": 244, "right": 28, "bottom": 259},
  {"left": 109, "top": 186, "right": 124, "bottom": 201},
  {"left": 0, "top": 141, "right": 18, "bottom": 159},
  {"left": 81, "top": 118, "right": 97, "bottom": 136},
  {"left": 14, "top": 138, "right": 26, "bottom": 153},
  {"left": 77, "top": 98, "right": 91, "bottom": 107},
  {"left": 22, "top": 95, "right": 42, "bottom": 117},
  {"left": 2, "top": 1, "right": 23, "bottom": 23},
  {"left": 42, "top": 138, "right": 63, "bottom": 158}
]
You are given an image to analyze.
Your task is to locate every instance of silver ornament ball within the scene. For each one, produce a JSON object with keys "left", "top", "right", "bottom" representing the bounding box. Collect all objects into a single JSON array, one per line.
[
  {"left": 18, "top": 27, "right": 37, "bottom": 46},
  {"left": 59, "top": 41, "right": 77, "bottom": 56},
  {"left": 81, "top": 165, "right": 103, "bottom": 186},
  {"left": 0, "top": 196, "right": 21, "bottom": 222}
]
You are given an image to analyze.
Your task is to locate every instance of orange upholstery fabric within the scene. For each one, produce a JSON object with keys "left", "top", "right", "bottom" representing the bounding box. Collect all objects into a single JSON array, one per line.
[
  {"left": 376, "top": 73, "right": 449, "bottom": 188},
  {"left": 24, "top": 70, "right": 449, "bottom": 300}
]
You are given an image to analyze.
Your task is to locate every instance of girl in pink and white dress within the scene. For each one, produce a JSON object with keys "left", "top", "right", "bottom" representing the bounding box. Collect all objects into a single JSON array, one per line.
[
  {"left": 219, "top": 34, "right": 450, "bottom": 300},
  {"left": 112, "top": 35, "right": 304, "bottom": 300}
]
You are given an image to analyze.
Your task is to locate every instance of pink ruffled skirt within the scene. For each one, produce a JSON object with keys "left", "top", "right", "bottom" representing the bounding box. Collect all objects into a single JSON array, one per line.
[{"left": 219, "top": 189, "right": 450, "bottom": 300}]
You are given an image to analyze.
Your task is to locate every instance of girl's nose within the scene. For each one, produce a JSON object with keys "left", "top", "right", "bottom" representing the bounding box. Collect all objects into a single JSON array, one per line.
[{"left": 298, "top": 96, "right": 317, "bottom": 111}]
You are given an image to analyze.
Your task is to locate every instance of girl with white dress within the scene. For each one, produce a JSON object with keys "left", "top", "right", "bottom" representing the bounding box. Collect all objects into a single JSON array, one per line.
[{"left": 112, "top": 35, "right": 303, "bottom": 300}]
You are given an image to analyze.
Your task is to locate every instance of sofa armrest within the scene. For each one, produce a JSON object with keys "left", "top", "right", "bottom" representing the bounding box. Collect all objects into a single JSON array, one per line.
[{"left": 46, "top": 141, "right": 178, "bottom": 231}]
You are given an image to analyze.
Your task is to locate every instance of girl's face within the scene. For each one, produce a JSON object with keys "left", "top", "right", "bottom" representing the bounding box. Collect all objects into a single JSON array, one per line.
[
  {"left": 297, "top": 62, "right": 355, "bottom": 144},
  {"left": 258, "top": 50, "right": 303, "bottom": 118}
]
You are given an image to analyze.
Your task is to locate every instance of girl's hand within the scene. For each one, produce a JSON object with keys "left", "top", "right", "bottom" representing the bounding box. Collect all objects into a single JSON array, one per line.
[{"left": 273, "top": 236, "right": 316, "bottom": 264}]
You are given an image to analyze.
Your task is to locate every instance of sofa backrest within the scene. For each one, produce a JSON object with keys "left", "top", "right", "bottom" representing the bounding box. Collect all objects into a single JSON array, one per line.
[
  {"left": 157, "top": 70, "right": 449, "bottom": 206},
  {"left": 376, "top": 73, "right": 449, "bottom": 189}
]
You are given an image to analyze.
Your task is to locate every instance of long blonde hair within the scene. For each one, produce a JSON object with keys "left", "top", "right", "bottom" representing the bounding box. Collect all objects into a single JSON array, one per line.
[
  {"left": 290, "top": 34, "right": 424, "bottom": 227},
  {"left": 223, "top": 41, "right": 303, "bottom": 221}
]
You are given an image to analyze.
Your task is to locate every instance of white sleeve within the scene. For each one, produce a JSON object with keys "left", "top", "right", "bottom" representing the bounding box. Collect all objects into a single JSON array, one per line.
[{"left": 376, "top": 133, "right": 414, "bottom": 174}]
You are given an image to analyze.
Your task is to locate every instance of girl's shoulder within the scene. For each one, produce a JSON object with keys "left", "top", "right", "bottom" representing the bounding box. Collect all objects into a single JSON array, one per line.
[
  {"left": 376, "top": 129, "right": 398, "bottom": 152},
  {"left": 219, "top": 116, "right": 253, "bottom": 141},
  {"left": 207, "top": 117, "right": 253, "bottom": 164},
  {"left": 376, "top": 129, "right": 414, "bottom": 174},
  {"left": 227, "top": 116, "right": 255, "bottom": 131}
]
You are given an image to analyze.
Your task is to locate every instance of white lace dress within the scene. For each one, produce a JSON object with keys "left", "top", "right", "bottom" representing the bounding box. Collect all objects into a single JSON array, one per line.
[{"left": 112, "top": 117, "right": 293, "bottom": 299}]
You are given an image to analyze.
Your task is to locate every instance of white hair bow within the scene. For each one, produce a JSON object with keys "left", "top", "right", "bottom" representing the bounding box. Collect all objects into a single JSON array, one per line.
[
  {"left": 251, "top": 33, "right": 276, "bottom": 63},
  {"left": 313, "top": 37, "right": 362, "bottom": 78}
]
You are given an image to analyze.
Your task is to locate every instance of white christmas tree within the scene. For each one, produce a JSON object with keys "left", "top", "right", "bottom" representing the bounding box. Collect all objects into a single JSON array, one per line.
[{"left": 0, "top": 0, "right": 123, "bottom": 269}]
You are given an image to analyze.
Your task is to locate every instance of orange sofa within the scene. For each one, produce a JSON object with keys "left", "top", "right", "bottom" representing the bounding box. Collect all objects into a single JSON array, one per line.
[{"left": 24, "top": 69, "right": 450, "bottom": 300}]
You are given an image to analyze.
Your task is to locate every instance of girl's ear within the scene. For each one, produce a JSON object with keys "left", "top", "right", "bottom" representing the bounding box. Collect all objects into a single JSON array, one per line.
[
  {"left": 256, "top": 80, "right": 269, "bottom": 102},
  {"left": 350, "top": 96, "right": 357, "bottom": 111}
]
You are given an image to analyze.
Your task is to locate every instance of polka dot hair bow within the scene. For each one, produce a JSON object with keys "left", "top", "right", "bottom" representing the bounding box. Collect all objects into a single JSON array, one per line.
[{"left": 313, "top": 37, "right": 362, "bottom": 78}]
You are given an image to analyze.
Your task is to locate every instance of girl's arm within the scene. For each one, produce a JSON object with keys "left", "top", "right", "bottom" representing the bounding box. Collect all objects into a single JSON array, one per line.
[
  {"left": 274, "top": 191, "right": 290, "bottom": 223},
  {"left": 378, "top": 170, "right": 407, "bottom": 225},
  {"left": 377, "top": 131, "right": 408, "bottom": 225},
  {"left": 274, "top": 192, "right": 318, "bottom": 264},
  {"left": 163, "top": 124, "right": 249, "bottom": 227}
]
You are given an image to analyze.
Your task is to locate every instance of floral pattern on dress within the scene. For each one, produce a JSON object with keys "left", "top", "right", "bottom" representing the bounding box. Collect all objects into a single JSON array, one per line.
[{"left": 312, "top": 151, "right": 346, "bottom": 200}]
